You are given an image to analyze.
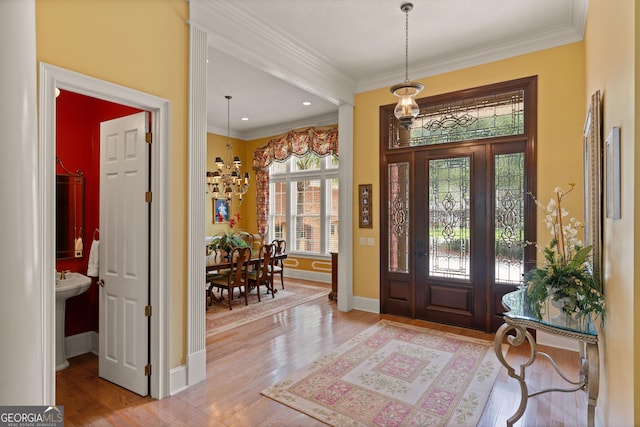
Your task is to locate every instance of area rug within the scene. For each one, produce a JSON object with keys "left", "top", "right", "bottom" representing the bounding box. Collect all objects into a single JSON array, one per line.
[
  {"left": 206, "top": 282, "right": 329, "bottom": 337},
  {"left": 262, "top": 319, "right": 503, "bottom": 426}
]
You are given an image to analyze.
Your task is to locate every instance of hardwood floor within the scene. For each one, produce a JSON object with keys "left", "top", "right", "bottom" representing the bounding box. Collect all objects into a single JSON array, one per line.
[{"left": 56, "top": 279, "right": 587, "bottom": 426}]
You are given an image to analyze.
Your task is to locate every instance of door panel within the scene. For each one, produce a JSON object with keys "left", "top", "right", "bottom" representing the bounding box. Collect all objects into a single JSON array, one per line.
[
  {"left": 489, "top": 143, "right": 530, "bottom": 331},
  {"left": 99, "top": 112, "right": 150, "bottom": 396},
  {"left": 415, "top": 147, "right": 486, "bottom": 328},
  {"left": 382, "top": 160, "right": 412, "bottom": 317}
]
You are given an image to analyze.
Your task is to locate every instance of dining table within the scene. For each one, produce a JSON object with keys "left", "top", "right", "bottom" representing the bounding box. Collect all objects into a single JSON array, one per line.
[
  {"left": 205, "top": 249, "right": 288, "bottom": 305},
  {"left": 205, "top": 249, "right": 287, "bottom": 273}
]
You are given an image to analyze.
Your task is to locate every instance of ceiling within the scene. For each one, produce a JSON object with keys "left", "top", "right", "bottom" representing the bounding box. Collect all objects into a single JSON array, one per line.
[{"left": 199, "top": 0, "right": 588, "bottom": 140}]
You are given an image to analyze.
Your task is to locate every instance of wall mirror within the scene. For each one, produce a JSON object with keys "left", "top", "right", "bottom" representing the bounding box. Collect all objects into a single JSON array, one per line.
[
  {"left": 583, "top": 90, "right": 602, "bottom": 287},
  {"left": 56, "top": 173, "right": 85, "bottom": 260}
]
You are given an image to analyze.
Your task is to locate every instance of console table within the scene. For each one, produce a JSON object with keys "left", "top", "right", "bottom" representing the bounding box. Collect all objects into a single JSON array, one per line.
[{"left": 494, "top": 289, "right": 599, "bottom": 427}]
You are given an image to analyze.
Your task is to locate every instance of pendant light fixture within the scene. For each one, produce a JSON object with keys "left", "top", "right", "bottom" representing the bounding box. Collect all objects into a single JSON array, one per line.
[
  {"left": 207, "top": 95, "right": 250, "bottom": 202},
  {"left": 390, "top": 2, "right": 423, "bottom": 130}
]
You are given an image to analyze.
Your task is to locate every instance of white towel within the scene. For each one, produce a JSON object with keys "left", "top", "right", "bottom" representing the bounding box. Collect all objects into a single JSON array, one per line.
[{"left": 87, "top": 239, "right": 100, "bottom": 277}]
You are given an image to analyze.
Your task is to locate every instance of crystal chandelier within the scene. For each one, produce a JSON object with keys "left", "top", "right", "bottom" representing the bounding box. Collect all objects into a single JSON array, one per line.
[
  {"left": 207, "top": 95, "right": 250, "bottom": 202},
  {"left": 390, "top": 2, "right": 423, "bottom": 130}
]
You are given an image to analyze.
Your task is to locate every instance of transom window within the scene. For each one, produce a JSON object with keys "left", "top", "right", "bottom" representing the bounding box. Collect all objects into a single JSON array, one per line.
[
  {"left": 387, "top": 89, "right": 525, "bottom": 149},
  {"left": 268, "top": 152, "right": 339, "bottom": 255}
]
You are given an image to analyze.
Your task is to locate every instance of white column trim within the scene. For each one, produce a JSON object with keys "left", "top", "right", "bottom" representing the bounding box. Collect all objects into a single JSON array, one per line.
[
  {"left": 337, "top": 104, "right": 355, "bottom": 312},
  {"left": 0, "top": 0, "right": 44, "bottom": 405},
  {"left": 186, "top": 24, "right": 208, "bottom": 387}
]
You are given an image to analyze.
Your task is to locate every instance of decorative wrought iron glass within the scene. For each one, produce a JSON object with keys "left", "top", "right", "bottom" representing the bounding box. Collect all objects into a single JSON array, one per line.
[
  {"left": 388, "top": 162, "right": 410, "bottom": 273},
  {"left": 428, "top": 157, "right": 470, "bottom": 279},
  {"left": 388, "top": 89, "right": 525, "bottom": 149},
  {"left": 494, "top": 153, "right": 525, "bottom": 285}
]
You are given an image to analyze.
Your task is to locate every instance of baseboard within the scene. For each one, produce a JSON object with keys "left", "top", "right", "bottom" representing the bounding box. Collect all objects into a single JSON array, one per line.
[
  {"left": 353, "top": 295, "right": 380, "bottom": 313},
  {"left": 186, "top": 349, "right": 206, "bottom": 387},
  {"left": 170, "top": 365, "right": 188, "bottom": 395},
  {"left": 284, "top": 268, "right": 330, "bottom": 283},
  {"left": 64, "top": 331, "right": 98, "bottom": 358}
]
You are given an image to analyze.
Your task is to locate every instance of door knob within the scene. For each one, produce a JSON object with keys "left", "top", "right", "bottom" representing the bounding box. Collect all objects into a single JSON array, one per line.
[{"left": 97, "top": 279, "right": 105, "bottom": 287}]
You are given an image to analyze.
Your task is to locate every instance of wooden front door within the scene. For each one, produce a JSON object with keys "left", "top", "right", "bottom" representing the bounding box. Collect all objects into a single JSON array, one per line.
[{"left": 380, "top": 77, "right": 537, "bottom": 332}]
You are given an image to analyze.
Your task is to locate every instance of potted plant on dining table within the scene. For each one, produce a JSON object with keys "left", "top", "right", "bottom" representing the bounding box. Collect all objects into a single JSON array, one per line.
[{"left": 207, "top": 213, "right": 250, "bottom": 262}]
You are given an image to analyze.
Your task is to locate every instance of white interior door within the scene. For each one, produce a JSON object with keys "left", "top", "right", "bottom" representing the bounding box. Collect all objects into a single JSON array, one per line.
[{"left": 99, "top": 112, "right": 150, "bottom": 396}]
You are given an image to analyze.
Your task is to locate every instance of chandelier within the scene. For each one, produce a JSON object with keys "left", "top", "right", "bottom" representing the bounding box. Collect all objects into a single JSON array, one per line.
[
  {"left": 207, "top": 95, "right": 250, "bottom": 202},
  {"left": 390, "top": 2, "right": 423, "bottom": 130}
]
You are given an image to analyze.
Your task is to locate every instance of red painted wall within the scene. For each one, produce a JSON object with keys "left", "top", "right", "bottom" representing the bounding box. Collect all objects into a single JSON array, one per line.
[{"left": 56, "top": 89, "right": 143, "bottom": 337}]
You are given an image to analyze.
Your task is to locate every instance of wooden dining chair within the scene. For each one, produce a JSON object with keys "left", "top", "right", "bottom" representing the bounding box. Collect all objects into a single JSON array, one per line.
[
  {"left": 270, "top": 239, "right": 286, "bottom": 290},
  {"left": 208, "top": 246, "right": 251, "bottom": 310},
  {"left": 247, "top": 243, "right": 276, "bottom": 301},
  {"left": 237, "top": 231, "right": 255, "bottom": 249}
]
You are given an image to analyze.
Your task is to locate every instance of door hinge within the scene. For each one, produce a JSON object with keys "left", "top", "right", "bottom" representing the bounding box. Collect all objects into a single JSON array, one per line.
[
  {"left": 144, "top": 364, "right": 152, "bottom": 376},
  {"left": 145, "top": 192, "right": 152, "bottom": 203},
  {"left": 145, "top": 305, "right": 152, "bottom": 317},
  {"left": 145, "top": 132, "right": 152, "bottom": 144}
]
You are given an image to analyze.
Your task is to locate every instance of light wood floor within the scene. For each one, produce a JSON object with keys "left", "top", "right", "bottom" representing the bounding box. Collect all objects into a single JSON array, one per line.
[{"left": 56, "top": 279, "right": 587, "bottom": 426}]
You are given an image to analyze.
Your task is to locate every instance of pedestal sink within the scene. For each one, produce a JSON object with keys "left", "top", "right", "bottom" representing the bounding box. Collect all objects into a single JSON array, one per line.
[{"left": 55, "top": 272, "right": 91, "bottom": 371}]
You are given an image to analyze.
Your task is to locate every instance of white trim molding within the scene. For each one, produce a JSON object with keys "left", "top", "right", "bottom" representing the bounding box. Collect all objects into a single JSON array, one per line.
[
  {"left": 39, "top": 63, "right": 171, "bottom": 399},
  {"left": 186, "top": 24, "right": 208, "bottom": 389},
  {"left": 188, "top": 0, "right": 355, "bottom": 107}
]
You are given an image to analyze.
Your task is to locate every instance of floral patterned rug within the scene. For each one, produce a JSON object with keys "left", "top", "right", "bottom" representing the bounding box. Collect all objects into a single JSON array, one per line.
[
  {"left": 206, "top": 282, "right": 329, "bottom": 337},
  {"left": 262, "top": 320, "right": 503, "bottom": 426}
]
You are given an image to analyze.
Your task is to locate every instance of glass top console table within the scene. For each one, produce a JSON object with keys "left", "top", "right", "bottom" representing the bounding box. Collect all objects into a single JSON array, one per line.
[{"left": 494, "top": 289, "right": 599, "bottom": 427}]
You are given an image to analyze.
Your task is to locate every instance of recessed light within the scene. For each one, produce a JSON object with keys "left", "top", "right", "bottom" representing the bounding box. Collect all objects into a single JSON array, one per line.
[
  {"left": 241, "top": 117, "right": 249, "bottom": 121},
  {"left": 302, "top": 101, "right": 311, "bottom": 106}
]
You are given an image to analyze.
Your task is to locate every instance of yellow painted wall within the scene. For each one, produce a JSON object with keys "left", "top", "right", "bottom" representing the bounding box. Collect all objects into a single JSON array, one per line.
[
  {"left": 584, "top": 0, "right": 636, "bottom": 423},
  {"left": 205, "top": 132, "right": 256, "bottom": 236},
  {"left": 35, "top": 0, "right": 189, "bottom": 368},
  {"left": 353, "top": 42, "right": 586, "bottom": 300}
]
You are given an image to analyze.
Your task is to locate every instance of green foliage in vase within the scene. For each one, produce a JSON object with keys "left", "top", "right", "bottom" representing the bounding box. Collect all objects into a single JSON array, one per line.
[
  {"left": 523, "top": 183, "right": 606, "bottom": 322},
  {"left": 207, "top": 213, "right": 250, "bottom": 254}
]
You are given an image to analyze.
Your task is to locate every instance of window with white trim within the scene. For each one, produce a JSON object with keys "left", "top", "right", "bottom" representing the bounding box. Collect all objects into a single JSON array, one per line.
[{"left": 269, "top": 152, "right": 339, "bottom": 255}]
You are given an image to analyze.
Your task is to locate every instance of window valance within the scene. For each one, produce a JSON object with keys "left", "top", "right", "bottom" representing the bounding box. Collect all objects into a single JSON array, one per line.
[{"left": 253, "top": 126, "right": 338, "bottom": 235}]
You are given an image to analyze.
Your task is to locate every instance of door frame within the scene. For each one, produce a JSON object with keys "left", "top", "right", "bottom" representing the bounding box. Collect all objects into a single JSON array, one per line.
[
  {"left": 39, "top": 63, "right": 171, "bottom": 400},
  {"left": 379, "top": 76, "right": 538, "bottom": 332}
]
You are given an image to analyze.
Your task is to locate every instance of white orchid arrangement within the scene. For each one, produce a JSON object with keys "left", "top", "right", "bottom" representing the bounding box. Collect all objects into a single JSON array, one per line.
[{"left": 524, "top": 183, "right": 605, "bottom": 321}]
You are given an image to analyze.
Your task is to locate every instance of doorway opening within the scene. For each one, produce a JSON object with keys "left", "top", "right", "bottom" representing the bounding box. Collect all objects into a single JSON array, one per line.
[
  {"left": 39, "top": 63, "right": 171, "bottom": 401},
  {"left": 379, "top": 76, "right": 538, "bottom": 332}
]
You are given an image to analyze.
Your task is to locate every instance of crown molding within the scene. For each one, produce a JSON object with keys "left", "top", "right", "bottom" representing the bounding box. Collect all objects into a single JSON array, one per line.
[
  {"left": 356, "top": 24, "right": 585, "bottom": 93},
  {"left": 190, "top": 0, "right": 355, "bottom": 106},
  {"left": 191, "top": 0, "right": 587, "bottom": 102},
  {"left": 207, "top": 112, "right": 339, "bottom": 141}
]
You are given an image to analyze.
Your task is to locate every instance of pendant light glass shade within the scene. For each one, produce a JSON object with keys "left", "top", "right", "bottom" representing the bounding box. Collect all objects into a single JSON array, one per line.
[
  {"left": 390, "top": 2, "right": 422, "bottom": 130},
  {"left": 390, "top": 81, "right": 423, "bottom": 130}
]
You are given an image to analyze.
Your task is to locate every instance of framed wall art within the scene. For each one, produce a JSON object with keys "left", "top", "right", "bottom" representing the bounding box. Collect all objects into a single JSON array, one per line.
[
  {"left": 605, "top": 126, "right": 621, "bottom": 220},
  {"left": 359, "top": 184, "right": 372, "bottom": 228},
  {"left": 214, "top": 198, "right": 229, "bottom": 223}
]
